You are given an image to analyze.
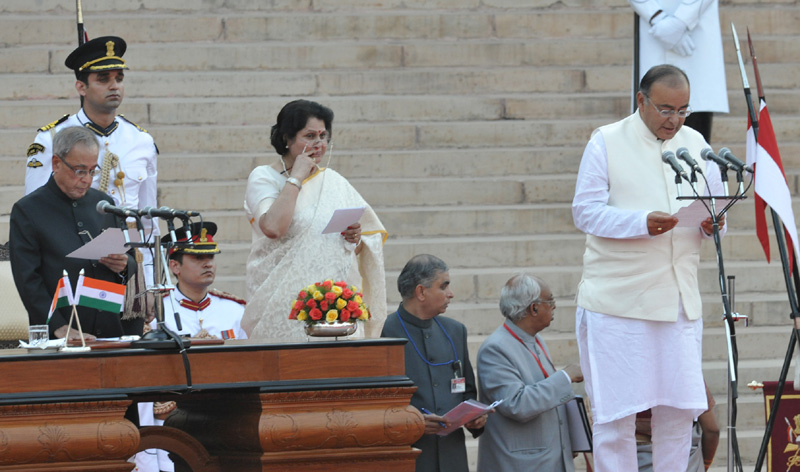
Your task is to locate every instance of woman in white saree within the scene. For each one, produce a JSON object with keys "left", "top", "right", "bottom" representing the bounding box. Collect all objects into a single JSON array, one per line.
[{"left": 242, "top": 100, "right": 387, "bottom": 341}]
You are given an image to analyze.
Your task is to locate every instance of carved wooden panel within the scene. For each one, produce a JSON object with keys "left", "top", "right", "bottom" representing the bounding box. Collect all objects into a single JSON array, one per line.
[{"left": 0, "top": 401, "right": 137, "bottom": 471}]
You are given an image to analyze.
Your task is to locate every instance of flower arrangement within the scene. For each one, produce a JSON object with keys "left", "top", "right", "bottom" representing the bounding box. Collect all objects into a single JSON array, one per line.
[{"left": 289, "top": 280, "right": 370, "bottom": 324}]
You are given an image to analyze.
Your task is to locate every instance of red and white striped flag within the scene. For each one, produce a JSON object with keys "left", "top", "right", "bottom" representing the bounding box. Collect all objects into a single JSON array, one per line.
[
  {"left": 745, "top": 99, "right": 799, "bottom": 266},
  {"left": 74, "top": 271, "right": 126, "bottom": 314}
]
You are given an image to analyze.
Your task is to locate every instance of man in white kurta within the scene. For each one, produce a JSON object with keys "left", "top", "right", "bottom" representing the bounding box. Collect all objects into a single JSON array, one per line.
[{"left": 572, "top": 65, "right": 726, "bottom": 472}]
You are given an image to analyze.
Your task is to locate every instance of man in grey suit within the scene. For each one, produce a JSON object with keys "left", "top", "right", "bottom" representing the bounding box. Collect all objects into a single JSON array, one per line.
[
  {"left": 477, "top": 274, "right": 583, "bottom": 471},
  {"left": 381, "top": 254, "right": 486, "bottom": 472}
]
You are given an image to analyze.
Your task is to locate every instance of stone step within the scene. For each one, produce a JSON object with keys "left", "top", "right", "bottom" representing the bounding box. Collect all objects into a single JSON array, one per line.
[
  {"left": 208, "top": 231, "right": 788, "bottom": 286},
  {"left": 0, "top": 66, "right": 631, "bottom": 102},
  {"left": 204, "top": 271, "right": 796, "bottom": 335},
  {"left": 3, "top": 115, "right": 800, "bottom": 157},
  {"left": 0, "top": 94, "right": 617, "bottom": 129},
  {"left": 1, "top": 38, "right": 641, "bottom": 76},
  {"left": 0, "top": 0, "right": 637, "bottom": 15},
  {"left": 8, "top": 88, "right": 800, "bottom": 130}
]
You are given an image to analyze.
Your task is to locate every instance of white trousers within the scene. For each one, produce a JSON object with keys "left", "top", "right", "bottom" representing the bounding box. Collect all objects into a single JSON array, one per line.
[{"left": 593, "top": 405, "right": 694, "bottom": 472}]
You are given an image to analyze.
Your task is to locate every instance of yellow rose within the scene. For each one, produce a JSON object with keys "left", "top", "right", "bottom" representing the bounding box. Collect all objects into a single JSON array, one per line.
[
  {"left": 336, "top": 298, "right": 347, "bottom": 310},
  {"left": 326, "top": 310, "right": 339, "bottom": 323},
  {"left": 358, "top": 311, "right": 369, "bottom": 321},
  {"left": 307, "top": 284, "right": 316, "bottom": 293},
  {"left": 332, "top": 286, "right": 343, "bottom": 295},
  {"left": 297, "top": 311, "right": 308, "bottom": 321},
  {"left": 313, "top": 291, "right": 324, "bottom": 301},
  {"left": 354, "top": 295, "right": 363, "bottom": 304}
]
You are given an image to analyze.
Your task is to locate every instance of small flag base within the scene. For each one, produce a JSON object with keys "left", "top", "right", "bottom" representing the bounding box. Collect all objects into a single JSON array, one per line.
[{"left": 60, "top": 346, "right": 91, "bottom": 352}]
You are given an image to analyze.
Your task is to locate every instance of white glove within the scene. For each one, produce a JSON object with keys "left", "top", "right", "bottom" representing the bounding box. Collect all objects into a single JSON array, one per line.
[
  {"left": 648, "top": 14, "right": 689, "bottom": 49},
  {"left": 672, "top": 31, "right": 696, "bottom": 56}
]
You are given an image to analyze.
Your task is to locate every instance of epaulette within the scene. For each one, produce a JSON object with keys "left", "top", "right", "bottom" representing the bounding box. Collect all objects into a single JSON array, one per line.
[
  {"left": 27, "top": 143, "right": 45, "bottom": 158},
  {"left": 118, "top": 115, "right": 150, "bottom": 133},
  {"left": 209, "top": 288, "right": 247, "bottom": 306},
  {"left": 37, "top": 114, "right": 70, "bottom": 133}
]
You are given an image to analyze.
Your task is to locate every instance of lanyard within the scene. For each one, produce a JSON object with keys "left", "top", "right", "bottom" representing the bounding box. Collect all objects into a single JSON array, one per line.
[
  {"left": 503, "top": 324, "right": 552, "bottom": 378},
  {"left": 396, "top": 311, "right": 459, "bottom": 368}
]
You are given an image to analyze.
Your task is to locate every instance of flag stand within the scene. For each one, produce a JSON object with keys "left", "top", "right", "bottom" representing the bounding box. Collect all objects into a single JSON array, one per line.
[
  {"left": 61, "top": 305, "right": 91, "bottom": 352},
  {"left": 729, "top": 23, "right": 800, "bottom": 472}
]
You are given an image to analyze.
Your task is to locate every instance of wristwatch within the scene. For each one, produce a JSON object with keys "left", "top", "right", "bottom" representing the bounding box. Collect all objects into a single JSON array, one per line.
[{"left": 286, "top": 176, "right": 302, "bottom": 190}]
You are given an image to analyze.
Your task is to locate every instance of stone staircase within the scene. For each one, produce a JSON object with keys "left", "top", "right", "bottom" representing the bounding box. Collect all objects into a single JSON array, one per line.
[{"left": 2, "top": 0, "right": 800, "bottom": 470}]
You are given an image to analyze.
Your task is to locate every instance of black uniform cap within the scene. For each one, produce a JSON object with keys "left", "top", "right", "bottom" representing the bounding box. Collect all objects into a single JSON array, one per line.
[{"left": 65, "top": 36, "right": 128, "bottom": 77}]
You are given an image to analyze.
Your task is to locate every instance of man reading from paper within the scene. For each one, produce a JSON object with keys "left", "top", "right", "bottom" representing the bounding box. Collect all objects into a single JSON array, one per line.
[
  {"left": 10, "top": 126, "right": 140, "bottom": 340},
  {"left": 572, "top": 64, "right": 725, "bottom": 472}
]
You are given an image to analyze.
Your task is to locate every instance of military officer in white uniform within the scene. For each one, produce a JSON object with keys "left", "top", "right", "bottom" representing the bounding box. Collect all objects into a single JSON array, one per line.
[
  {"left": 24, "top": 36, "right": 159, "bottom": 292},
  {"left": 157, "top": 221, "right": 247, "bottom": 340}
]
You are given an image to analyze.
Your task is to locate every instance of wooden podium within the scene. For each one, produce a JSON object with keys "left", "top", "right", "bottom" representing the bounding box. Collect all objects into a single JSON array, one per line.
[{"left": 0, "top": 338, "right": 424, "bottom": 471}]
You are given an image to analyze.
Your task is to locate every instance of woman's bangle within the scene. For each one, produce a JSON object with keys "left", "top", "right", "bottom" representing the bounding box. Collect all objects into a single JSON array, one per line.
[{"left": 286, "top": 176, "right": 302, "bottom": 190}]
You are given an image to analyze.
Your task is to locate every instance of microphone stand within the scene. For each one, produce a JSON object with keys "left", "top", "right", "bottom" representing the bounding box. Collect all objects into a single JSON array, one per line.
[
  {"left": 679, "top": 187, "right": 747, "bottom": 472},
  {"left": 129, "top": 218, "right": 193, "bottom": 391}
]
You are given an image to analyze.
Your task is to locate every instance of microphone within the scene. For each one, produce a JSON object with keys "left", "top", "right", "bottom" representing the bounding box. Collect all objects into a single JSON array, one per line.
[
  {"left": 662, "top": 151, "right": 688, "bottom": 179},
  {"left": 96, "top": 200, "right": 138, "bottom": 219},
  {"left": 662, "top": 150, "right": 688, "bottom": 197},
  {"left": 140, "top": 206, "right": 201, "bottom": 220},
  {"left": 718, "top": 147, "right": 754, "bottom": 173},
  {"left": 700, "top": 148, "right": 730, "bottom": 196},
  {"left": 676, "top": 147, "right": 703, "bottom": 174},
  {"left": 700, "top": 148, "right": 732, "bottom": 169}
]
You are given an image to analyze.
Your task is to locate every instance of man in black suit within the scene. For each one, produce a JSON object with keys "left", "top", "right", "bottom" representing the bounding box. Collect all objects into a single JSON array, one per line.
[{"left": 10, "top": 126, "right": 141, "bottom": 340}]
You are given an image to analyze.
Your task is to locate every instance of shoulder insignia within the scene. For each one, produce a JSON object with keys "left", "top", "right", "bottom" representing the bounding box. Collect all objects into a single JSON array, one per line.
[
  {"left": 118, "top": 115, "right": 150, "bottom": 134},
  {"left": 209, "top": 288, "right": 247, "bottom": 306},
  {"left": 37, "top": 114, "right": 70, "bottom": 133},
  {"left": 27, "top": 157, "right": 43, "bottom": 168},
  {"left": 27, "top": 143, "right": 45, "bottom": 158}
]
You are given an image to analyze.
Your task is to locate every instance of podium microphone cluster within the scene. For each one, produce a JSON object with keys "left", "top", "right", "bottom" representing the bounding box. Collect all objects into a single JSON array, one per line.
[{"left": 700, "top": 147, "right": 751, "bottom": 195}]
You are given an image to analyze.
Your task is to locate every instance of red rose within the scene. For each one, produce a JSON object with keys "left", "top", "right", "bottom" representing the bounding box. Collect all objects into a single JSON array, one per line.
[
  {"left": 309, "top": 308, "right": 323, "bottom": 320},
  {"left": 293, "top": 300, "right": 304, "bottom": 310},
  {"left": 306, "top": 299, "right": 317, "bottom": 309},
  {"left": 342, "top": 288, "right": 353, "bottom": 299},
  {"left": 340, "top": 309, "right": 351, "bottom": 322},
  {"left": 322, "top": 280, "right": 333, "bottom": 290},
  {"left": 325, "top": 291, "right": 337, "bottom": 303},
  {"left": 298, "top": 290, "right": 307, "bottom": 299},
  {"left": 334, "top": 281, "right": 348, "bottom": 288},
  {"left": 320, "top": 301, "right": 329, "bottom": 312},
  {"left": 289, "top": 310, "right": 298, "bottom": 320},
  {"left": 354, "top": 308, "right": 362, "bottom": 318},
  {"left": 347, "top": 301, "right": 358, "bottom": 311}
]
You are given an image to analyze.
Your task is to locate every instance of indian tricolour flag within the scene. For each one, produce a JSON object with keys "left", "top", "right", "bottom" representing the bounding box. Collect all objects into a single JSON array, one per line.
[
  {"left": 47, "top": 271, "right": 74, "bottom": 323},
  {"left": 75, "top": 273, "right": 126, "bottom": 313}
]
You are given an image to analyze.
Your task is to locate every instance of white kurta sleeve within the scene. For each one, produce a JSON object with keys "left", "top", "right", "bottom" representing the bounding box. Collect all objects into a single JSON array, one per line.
[{"left": 572, "top": 132, "right": 651, "bottom": 239}]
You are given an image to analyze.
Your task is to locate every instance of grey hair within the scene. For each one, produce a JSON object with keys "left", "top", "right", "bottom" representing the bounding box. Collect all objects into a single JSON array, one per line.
[
  {"left": 397, "top": 254, "right": 448, "bottom": 300},
  {"left": 53, "top": 126, "right": 98, "bottom": 160},
  {"left": 499, "top": 274, "right": 546, "bottom": 323}
]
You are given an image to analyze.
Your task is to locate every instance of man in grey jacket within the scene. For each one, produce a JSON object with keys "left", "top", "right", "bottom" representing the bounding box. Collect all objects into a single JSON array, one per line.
[{"left": 477, "top": 274, "right": 583, "bottom": 471}]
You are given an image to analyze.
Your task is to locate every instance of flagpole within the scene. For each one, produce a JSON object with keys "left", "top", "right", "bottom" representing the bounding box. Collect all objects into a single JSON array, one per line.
[{"left": 744, "top": 29, "right": 800, "bottom": 472}]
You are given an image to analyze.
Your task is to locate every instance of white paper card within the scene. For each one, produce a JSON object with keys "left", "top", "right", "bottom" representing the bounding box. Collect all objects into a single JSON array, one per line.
[
  {"left": 673, "top": 198, "right": 734, "bottom": 227},
  {"left": 66, "top": 228, "right": 140, "bottom": 260},
  {"left": 322, "top": 207, "right": 366, "bottom": 234}
]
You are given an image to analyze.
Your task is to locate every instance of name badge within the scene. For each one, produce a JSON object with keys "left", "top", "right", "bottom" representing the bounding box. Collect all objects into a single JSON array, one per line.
[{"left": 451, "top": 377, "right": 466, "bottom": 394}]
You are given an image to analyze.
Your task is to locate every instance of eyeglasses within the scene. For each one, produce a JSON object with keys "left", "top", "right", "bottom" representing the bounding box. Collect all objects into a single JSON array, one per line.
[
  {"left": 535, "top": 298, "right": 556, "bottom": 308},
  {"left": 644, "top": 94, "right": 692, "bottom": 118},
  {"left": 58, "top": 156, "right": 101, "bottom": 178}
]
